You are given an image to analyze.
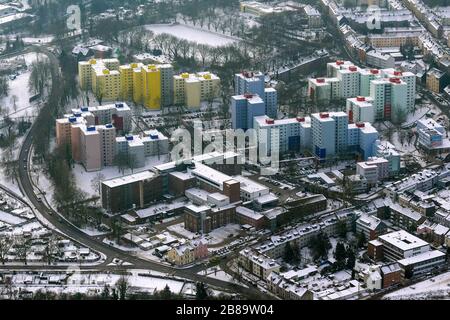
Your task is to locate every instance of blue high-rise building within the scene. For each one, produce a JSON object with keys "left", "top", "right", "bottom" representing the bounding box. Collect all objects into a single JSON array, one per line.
[
  {"left": 234, "top": 71, "right": 278, "bottom": 118},
  {"left": 231, "top": 94, "right": 266, "bottom": 130},
  {"left": 235, "top": 71, "right": 265, "bottom": 98},
  {"left": 264, "top": 88, "right": 278, "bottom": 118}
]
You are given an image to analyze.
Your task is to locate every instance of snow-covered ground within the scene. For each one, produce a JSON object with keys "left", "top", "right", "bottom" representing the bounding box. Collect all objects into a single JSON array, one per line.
[
  {"left": 168, "top": 222, "right": 242, "bottom": 246},
  {"left": 7, "top": 270, "right": 187, "bottom": 296},
  {"left": 207, "top": 224, "right": 242, "bottom": 245},
  {"left": 79, "top": 226, "right": 109, "bottom": 237},
  {"left": 401, "top": 105, "right": 430, "bottom": 128},
  {"left": 383, "top": 271, "right": 450, "bottom": 300},
  {"left": 22, "top": 36, "right": 54, "bottom": 44},
  {"left": 390, "top": 130, "right": 417, "bottom": 154},
  {"left": 167, "top": 222, "right": 196, "bottom": 240},
  {"left": 0, "top": 135, "right": 26, "bottom": 196},
  {"left": 0, "top": 191, "right": 103, "bottom": 266},
  {"left": 0, "top": 52, "right": 46, "bottom": 117},
  {"left": 0, "top": 209, "right": 26, "bottom": 225},
  {"left": 72, "top": 154, "right": 169, "bottom": 198},
  {"left": 145, "top": 23, "right": 238, "bottom": 47},
  {"left": 199, "top": 267, "right": 241, "bottom": 285}
]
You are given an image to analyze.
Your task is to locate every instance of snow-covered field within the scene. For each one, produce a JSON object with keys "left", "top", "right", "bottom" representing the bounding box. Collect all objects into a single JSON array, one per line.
[
  {"left": 0, "top": 134, "right": 26, "bottom": 196},
  {"left": 145, "top": 24, "right": 238, "bottom": 47},
  {"left": 208, "top": 224, "right": 242, "bottom": 244},
  {"left": 22, "top": 36, "right": 54, "bottom": 44},
  {"left": 402, "top": 105, "right": 430, "bottom": 128},
  {"left": 8, "top": 270, "right": 187, "bottom": 296},
  {"left": 200, "top": 267, "right": 242, "bottom": 285},
  {"left": 0, "top": 210, "right": 26, "bottom": 225},
  {"left": 72, "top": 154, "right": 169, "bottom": 198},
  {"left": 383, "top": 271, "right": 450, "bottom": 300},
  {"left": 0, "top": 52, "right": 46, "bottom": 117}
]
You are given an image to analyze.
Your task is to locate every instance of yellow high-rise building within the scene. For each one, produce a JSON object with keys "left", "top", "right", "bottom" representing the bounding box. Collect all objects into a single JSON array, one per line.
[
  {"left": 78, "top": 59, "right": 219, "bottom": 110},
  {"left": 173, "top": 72, "right": 220, "bottom": 108},
  {"left": 173, "top": 72, "right": 189, "bottom": 105},
  {"left": 131, "top": 67, "right": 143, "bottom": 105},
  {"left": 79, "top": 58, "right": 121, "bottom": 101},
  {"left": 119, "top": 63, "right": 138, "bottom": 101},
  {"left": 142, "top": 65, "right": 161, "bottom": 110},
  {"left": 78, "top": 58, "right": 98, "bottom": 90},
  {"left": 91, "top": 66, "right": 121, "bottom": 102}
]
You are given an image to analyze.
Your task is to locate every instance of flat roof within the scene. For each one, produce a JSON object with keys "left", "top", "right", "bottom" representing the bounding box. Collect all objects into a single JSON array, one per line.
[
  {"left": 191, "top": 163, "right": 232, "bottom": 188},
  {"left": 232, "top": 175, "right": 269, "bottom": 194},
  {"left": 169, "top": 171, "right": 193, "bottom": 181},
  {"left": 186, "top": 187, "right": 210, "bottom": 201},
  {"left": 236, "top": 206, "right": 264, "bottom": 220},
  {"left": 255, "top": 193, "right": 279, "bottom": 205},
  {"left": 254, "top": 115, "right": 311, "bottom": 127},
  {"left": 378, "top": 230, "right": 429, "bottom": 252},
  {"left": 208, "top": 192, "right": 229, "bottom": 201},
  {"left": 398, "top": 250, "right": 445, "bottom": 267},
  {"left": 102, "top": 171, "right": 155, "bottom": 188},
  {"left": 185, "top": 204, "right": 210, "bottom": 213}
]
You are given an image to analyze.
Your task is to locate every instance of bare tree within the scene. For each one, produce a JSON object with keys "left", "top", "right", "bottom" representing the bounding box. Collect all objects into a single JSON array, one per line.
[
  {"left": 4, "top": 276, "right": 14, "bottom": 299},
  {"left": 43, "top": 235, "right": 59, "bottom": 265},
  {"left": 0, "top": 235, "right": 13, "bottom": 264},
  {"left": 14, "top": 238, "right": 31, "bottom": 265},
  {"left": 90, "top": 172, "right": 106, "bottom": 195},
  {"left": 197, "top": 44, "right": 211, "bottom": 67},
  {"left": 128, "top": 153, "right": 138, "bottom": 174},
  {"left": 114, "top": 151, "right": 129, "bottom": 175},
  {"left": 116, "top": 275, "right": 129, "bottom": 300},
  {"left": 10, "top": 95, "right": 18, "bottom": 113},
  {"left": 95, "top": 83, "right": 104, "bottom": 106}
]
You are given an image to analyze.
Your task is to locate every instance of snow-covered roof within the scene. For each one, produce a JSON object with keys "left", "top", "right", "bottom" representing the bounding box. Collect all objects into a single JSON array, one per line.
[
  {"left": 232, "top": 175, "right": 269, "bottom": 195},
  {"left": 356, "top": 214, "right": 383, "bottom": 231},
  {"left": 236, "top": 206, "right": 264, "bottom": 220},
  {"left": 397, "top": 250, "right": 445, "bottom": 267},
  {"left": 379, "top": 230, "right": 429, "bottom": 252}
]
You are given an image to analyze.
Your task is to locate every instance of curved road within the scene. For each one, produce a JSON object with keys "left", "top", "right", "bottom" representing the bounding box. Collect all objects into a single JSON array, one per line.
[{"left": 10, "top": 45, "right": 272, "bottom": 299}]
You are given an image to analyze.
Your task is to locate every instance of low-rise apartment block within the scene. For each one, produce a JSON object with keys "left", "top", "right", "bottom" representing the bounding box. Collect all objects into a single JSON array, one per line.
[
  {"left": 101, "top": 171, "right": 163, "bottom": 213},
  {"left": 356, "top": 157, "right": 390, "bottom": 185}
]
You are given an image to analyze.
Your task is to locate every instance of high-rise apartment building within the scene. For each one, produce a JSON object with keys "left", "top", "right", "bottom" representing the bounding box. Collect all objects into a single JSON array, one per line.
[
  {"left": 173, "top": 72, "right": 221, "bottom": 108},
  {"left": 55, "top": 103, "right": 167, "bottom": 172},
  {"left": 346, "top": 96, "right": 375, "bottom": 124},
  {"left": 308, "top": 61, "right": 416, "bottom": 122},
  {"left": 231, "top": 93, "right": 266, "bottom": 130},
  {"left": 253, "top": 116, "right": 311, "bottom": 156},
  {"left": 115, "top": 131, "right": 169, "bottom": 169},
  {"left": 254, "top": 112, "right": 378, "bottom": 161},
  {"left": 234, "top": 71, "right": 278, "bottom": 118},
  {"left": 79, "top": 59, "right": 203, "bottom": 110}
]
